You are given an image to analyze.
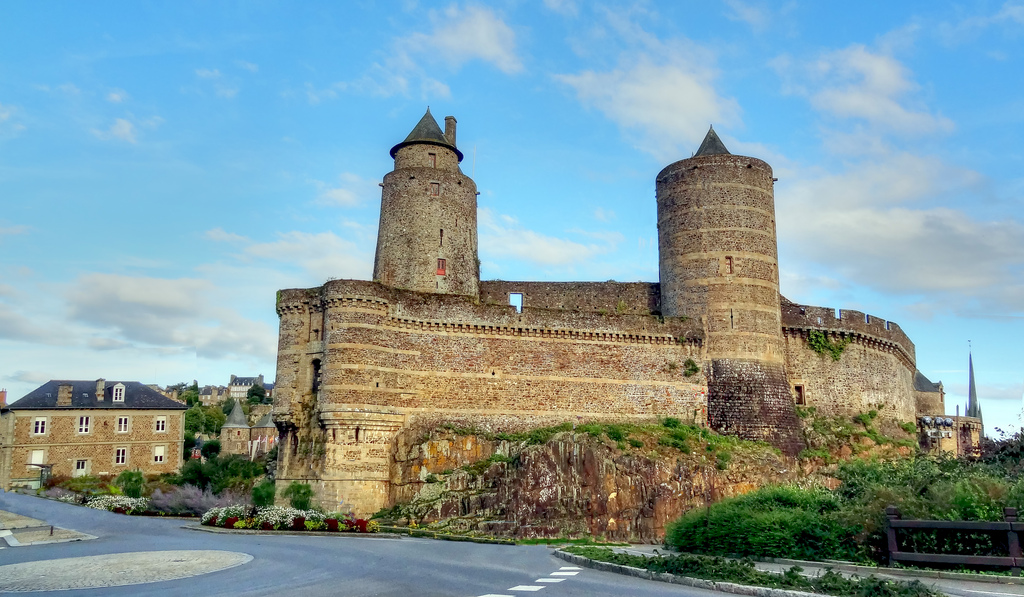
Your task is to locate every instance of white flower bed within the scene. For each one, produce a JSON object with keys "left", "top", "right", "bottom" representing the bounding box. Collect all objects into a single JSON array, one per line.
[
  {"left": 203, "top": 505, "right": 327, "bottom": 528},
  {"left": 86, "top": 495, "right": 150, "bottom": 513}
]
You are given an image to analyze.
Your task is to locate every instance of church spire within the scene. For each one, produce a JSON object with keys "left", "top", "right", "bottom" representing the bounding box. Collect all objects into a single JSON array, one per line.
[{"left": 966, "top": 350, "right": 984, "bottom": 437}]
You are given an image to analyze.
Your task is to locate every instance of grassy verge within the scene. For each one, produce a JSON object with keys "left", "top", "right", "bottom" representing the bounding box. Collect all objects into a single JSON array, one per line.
[{"left": 562, "top": 546, "right": 943, "bottom": 597}]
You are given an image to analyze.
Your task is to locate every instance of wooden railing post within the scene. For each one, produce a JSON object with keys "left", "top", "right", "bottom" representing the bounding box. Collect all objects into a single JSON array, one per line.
[
  {"left": 886, "top": 505, "right": 901, "bottom": 567},
  {"left": 1006, "top": 507, "right": 1021, "bottom": 577}
]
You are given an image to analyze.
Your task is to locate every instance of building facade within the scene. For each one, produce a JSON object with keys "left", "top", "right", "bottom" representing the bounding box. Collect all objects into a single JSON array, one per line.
[
  {"left": 0, "top": 379, "right": 187, "bottom": 490},
  {"left": 272, "top": 111, "right": 963, "bottom": 516}
]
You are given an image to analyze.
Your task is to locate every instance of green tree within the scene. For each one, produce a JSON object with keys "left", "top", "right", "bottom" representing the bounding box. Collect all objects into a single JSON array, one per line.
[
  {"left": 181, "top": 386, "right": 200, "bottom": 407},
  {"left": 246, "top": 384, "right": 267, "bottom": 405},
  {"left": 201, "top": 439, "right": 222, "bottom": 459},
  {"left": 184, "top": 405, "right": 206, "bottom": 436},
  {"left": 282, "top": 481, "right": 314, "bottom": 510},
  {"left": 202, "top": 405, "right": 227, "bottom": 436}
]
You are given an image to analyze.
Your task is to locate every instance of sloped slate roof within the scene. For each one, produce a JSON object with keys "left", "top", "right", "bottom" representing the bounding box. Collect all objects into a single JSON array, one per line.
[
  {"left": 253, "top": 411, "right": 276, "bottom": 428},
  {"left": 222, "top": 399, "right": 250, "bottom": 429},
  {"left": 389, "top": 107, "right": 464, "bottom": 162},
  {"left": 7, "top": 380, "right": 187, "bottom": 410},
  {"left": 230, "top": 377, "right": 260, "bottom": 386},
  {"left": 913, "top": 370, "right": 941, "bottom": 393},
  {"left": 694, "top": 126, "right": 730, "bottom": 157}
]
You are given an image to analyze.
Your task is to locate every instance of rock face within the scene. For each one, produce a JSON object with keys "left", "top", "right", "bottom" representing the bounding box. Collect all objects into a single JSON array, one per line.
[{"left": 388, "top": 429, "right": 796, "bottom": 543}]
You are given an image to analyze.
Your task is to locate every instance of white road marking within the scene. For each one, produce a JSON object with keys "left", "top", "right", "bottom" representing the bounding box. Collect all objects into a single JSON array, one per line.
[
  {"left": 508, "top": 586, "right": 545, "bottom": 592},
  {"left": 959, "top": 591, "right": 1024, "bottom": 596},
  {"left": 535, "top": 578, "right": 565, "bottom": 583},
  {"left": 559, "top": 567, "right": 581, "bottom": 570},
  {"left": 550, "top": 571, "right": 579, "bottom": 576},
  {"left": 477, "top": 594, "right": 514, "bottom": 597}
]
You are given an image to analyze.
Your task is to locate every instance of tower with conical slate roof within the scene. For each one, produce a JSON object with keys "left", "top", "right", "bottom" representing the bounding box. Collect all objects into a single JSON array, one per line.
[
  {"left": 655, "top": 126, "right": 804, "bottom": 454},
  {"left": 220, "top": 398, "right": 251, "bottom": 455},
  {"left": 373, "top": 108, "right": 479, "bottom": 297}
]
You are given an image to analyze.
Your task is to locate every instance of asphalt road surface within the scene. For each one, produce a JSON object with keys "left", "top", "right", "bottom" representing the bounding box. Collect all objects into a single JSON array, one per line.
[{"left": 0, "top": 491, "right": 719, "bottom": 596}]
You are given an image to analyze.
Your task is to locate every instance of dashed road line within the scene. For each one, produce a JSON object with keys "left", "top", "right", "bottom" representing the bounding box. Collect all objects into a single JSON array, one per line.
[{"left": 475, "top": 565, "right": 584, "bottom": 596}]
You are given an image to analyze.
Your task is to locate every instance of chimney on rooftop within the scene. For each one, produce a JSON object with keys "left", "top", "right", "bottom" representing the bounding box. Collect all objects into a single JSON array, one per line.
[
  {"left": 444, "top": 116, "right": 457, "bottom": 147},
  {"left": 96, "top": 379, "right": 105, "bottom": 402},
  {"left": 0, "top": 388, "right": 6, "bottom": 408},
  {"left": 57, "top": 384, "right": 73, "bottom": 407}
]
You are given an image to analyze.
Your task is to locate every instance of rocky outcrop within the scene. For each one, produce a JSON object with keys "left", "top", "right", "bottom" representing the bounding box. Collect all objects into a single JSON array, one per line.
[{"left": 387, "top": 428, "right": 797, "bottom": 543}]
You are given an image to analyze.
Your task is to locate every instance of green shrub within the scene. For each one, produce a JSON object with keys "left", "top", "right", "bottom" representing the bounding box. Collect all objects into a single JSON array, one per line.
[
  {"left": 201, "top": 440, "right": 222, "bottom": 459},
  {"left": 665, "top": 485, "right": 858, "bottom": 561},
  {"left": 282, "top": 481, "right": 314, "bottom": 510},
  {"left": 663, "top": 417, "right": 681, "bottom": 428},
  {"left": 115, "top": 470, "right": 145, "bottom": 498},
  {"left": 252, "top": 480, "right": 276, "bottom": 507}
]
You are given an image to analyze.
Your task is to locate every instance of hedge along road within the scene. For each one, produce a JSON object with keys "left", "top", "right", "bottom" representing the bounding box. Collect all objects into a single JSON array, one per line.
[{"left": 0, "top": 491, "right": 716, "bottom": 597}]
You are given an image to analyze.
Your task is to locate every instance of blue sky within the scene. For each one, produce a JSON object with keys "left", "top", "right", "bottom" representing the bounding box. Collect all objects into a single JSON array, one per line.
[{"left": 1, "top": 1, "right": 1021, "bottom": 432}]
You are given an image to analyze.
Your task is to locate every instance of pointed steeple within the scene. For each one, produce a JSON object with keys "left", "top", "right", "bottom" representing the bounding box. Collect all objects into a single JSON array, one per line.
[
  {"left": 966, "top": 351, "right": 984, "bottom": 436},
  {"left": 253, "top": 411, "right": 276, "bottom": 428},
  {"left": 222, "top": 398, "right": 250, "bottom": 429},
  {"left": 390, "top": 107, "right": 463, "bottom": 161},
  {"left": 694, "top": 125, "right": 730, "bottom": 157}
]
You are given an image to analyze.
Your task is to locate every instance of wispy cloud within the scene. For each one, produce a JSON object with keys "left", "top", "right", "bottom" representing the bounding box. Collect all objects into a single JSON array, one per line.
[
  {"left": 310, "top": 172, "right": 378, "bottom": 207},
  {"left": 723, "top": 0, "right": 771, "bottom": 31},
  {"left": 479, "top": 208, "right": 618, "bottom": 267},
  {"left": 91, "top": 118, "right": 136, "bottom": 143},
  {"left": 773, "top": 44, "right": 954, "bottom": 136},
  {"left": 235, "top": 60, "right": 259, "bottom": 73},
  {"left": 107, "top": 89, "right": 128, "bottom": 103},
  {"left": 543, "top": 0, "right": 578, "bottom": 17},
  {"left": 195, "top": 68, "right": 222, "bottom": 79}
]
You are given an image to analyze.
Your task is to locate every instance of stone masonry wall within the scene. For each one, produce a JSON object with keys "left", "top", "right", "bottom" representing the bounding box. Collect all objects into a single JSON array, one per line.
[
  {"left": 274, "top": 279, "right": 708, "bottom": 515},
  {"left": 479, "top": 281, "right": 660, "bottom": 316}
]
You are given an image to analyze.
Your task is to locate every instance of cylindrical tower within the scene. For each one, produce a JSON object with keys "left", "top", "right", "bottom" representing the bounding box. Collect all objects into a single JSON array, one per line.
[
  {"left": 656, "top": 127, "right": 804, "bottom": 454},
  {"left": 373, "top": 108, "right": 479, "bottom": 297}
]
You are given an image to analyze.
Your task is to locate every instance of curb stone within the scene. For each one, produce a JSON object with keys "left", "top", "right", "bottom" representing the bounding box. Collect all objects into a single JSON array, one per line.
[
  {"left": 755, "top": 556, "right": 1024, "bottom": 585},
  {"left": 182, "top": 523, "right": 403, "bottom": 539},
  {"left": 554, "top": 550, "right": 863, "bottom": 597}
]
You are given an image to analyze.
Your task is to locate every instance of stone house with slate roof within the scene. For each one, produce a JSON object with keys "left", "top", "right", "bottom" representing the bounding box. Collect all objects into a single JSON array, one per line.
[
  {"left": 0, "top": 379, "right": 187, "bottom": 490},
  {"left": 228, "top": 374, "right": 265, "bottom": 399}
]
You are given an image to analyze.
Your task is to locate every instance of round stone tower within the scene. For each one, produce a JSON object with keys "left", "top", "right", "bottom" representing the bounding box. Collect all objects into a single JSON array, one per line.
[
  {"left": 373, "top": 108, "right": 479, "bottom": 297},
  {"left": 656, "top": 127, "right": 804, "bottom": 454}
]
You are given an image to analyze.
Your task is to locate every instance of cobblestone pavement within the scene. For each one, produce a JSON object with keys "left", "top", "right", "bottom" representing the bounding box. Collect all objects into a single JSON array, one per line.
[{"left": 0, "top": 550, "right": 253, "bottom": 592}]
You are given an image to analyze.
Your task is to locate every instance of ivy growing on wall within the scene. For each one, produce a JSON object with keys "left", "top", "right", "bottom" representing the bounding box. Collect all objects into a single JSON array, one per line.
[
  {"left": 683, "top": 358, "right": 700, "bottom": 377},
  {"left": 807, "top": 330, "right": 850, "bottom": 361}
]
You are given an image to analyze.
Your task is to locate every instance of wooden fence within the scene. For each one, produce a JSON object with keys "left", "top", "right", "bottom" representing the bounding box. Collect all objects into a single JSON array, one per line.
[{"left": 886, "top": 505, "right": 1022, "bottom": 576}]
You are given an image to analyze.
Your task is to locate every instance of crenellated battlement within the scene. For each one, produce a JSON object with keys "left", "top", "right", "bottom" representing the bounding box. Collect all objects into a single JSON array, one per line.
[{"left": 780, "top": 297, "right": 915, "bottom": 368}]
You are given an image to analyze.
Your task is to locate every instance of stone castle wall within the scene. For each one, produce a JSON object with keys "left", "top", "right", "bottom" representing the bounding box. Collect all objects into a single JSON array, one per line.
[
  {"left": 478, "top": 281, "right": 660, "bottom": 316},
  {"left": 273, "top": 279, "right": 708, "bottom": 515}
]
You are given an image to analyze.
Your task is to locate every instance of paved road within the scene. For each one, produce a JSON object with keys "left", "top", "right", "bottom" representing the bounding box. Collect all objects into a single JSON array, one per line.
[{"left": 0, "top": 491, "right": 721, "bottom": 596}]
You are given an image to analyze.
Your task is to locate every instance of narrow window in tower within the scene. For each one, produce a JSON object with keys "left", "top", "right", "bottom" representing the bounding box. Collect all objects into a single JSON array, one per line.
[
  {"left": 439, "top": 229, "right": 444, "bottom": 247},
  {"left": 730, "top": 309, "right": 734, "bottom": 329},
  {"left": 436, "top": 258, "right": 446, "bottom": 275},
  {"left": 794, "top": 385, "right": 806, "bottom": 405},
  {"left": 428, "top": 152, "right": 436, "bottom": 168},
  {"left": 430, "top": 182, "right": 440, "bottom": 196},
  {"left": 725, "top": 256, "right": 734, "bottom": 274}
]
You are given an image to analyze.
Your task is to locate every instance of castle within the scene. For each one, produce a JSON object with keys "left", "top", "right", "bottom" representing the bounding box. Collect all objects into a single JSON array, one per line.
[{"left": 272, "top": 109, "right": 949, "bottom": 516}]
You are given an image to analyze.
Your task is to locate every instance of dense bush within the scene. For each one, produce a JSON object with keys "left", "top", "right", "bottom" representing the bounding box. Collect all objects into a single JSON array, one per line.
[
  {"left": 115, "top": 470, "right": 145, "bottom": 498},
  {"left": 175, "top": 454, "right": 265, "bottom": 494},
  {"left": 282, "top": 481, "right": 314, "bottom": 510},
  {"left": 252, "top": 480, "right": 277, "bottom": 507},
  {"left": 666, "top": 485, "right": 859, "bottom": 561},
  {"left": 149, "top": 485, "right": 250, "bottom": 516}
]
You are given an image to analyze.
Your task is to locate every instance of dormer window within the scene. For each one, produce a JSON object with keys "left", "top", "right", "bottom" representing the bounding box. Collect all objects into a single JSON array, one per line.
[{"left": 113, "top": 384, "right": 125, "bottom": 402}]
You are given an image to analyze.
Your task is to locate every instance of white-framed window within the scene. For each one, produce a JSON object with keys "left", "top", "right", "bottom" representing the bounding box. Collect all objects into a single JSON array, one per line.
[
  {"left": 153, "top": 445, "right": 165, "bottom": 463},
  {"left": 117, "top": 416, "right": 129, "bottom": 433},
  {"left": 155, "top": 416, "right": 167, "bottom": 433},
  {"left": 74, "top": 459, "right": 89, "bottom": 477},
  {"left": 32, "top": 417, "right": 47, "bottom": 435},
  {"left": 115, "top": 447, "right": 127, "bottom": 465},
  {"left": 28, "top": 449, "right": 45, "bottom": 469},
  {"left": 113, "top": 383, "right": 125, "bottom": 402},
  {"left": 78, "top": 416, "right": 91, "bottom": 434}
]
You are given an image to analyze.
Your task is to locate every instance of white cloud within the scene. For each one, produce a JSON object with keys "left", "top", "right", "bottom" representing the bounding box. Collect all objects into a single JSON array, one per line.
[
  {"left": 216, "top": 87, "right": 239, "bottom": 99},
  {"left": 405, "top": 5, "right": 523, "bottom": 74},
  {"left": 0, "top": 103, "right": 25, "bottom": 136},
  {"left": 3, "top": 370, "right": 51, "bottom": 385},
  {"left": 235, "top": 60, "right": 259, "bottom": 72},
  {"left": 593, "top": 207, "right": 615, "bottom": 222},
  {"left": 65, "top": 273, "right": 276, "bottom": 361},
  {"left": 938, "top": 1, "right": 1024, "bottom": 44},
  {"left": 0, "top": 224, "right": 29, "bottom": 236},
  {"left": 107, "top": 89, "right": 128, "bottom": 103},
  {"left": 241, "top": 231, "right": 373, "bottom": 282},
  {"left": 204, "top": 228, "right": 248, "bottom": 243},
  {"left": 91, "top": 118, "right": 137, "bottom": 143},
  {"left": 774, "top": 44, "right": 954, "bottom": 135},
  {"left": 310, "top": 172, "right": 378, "bottom": 207},
  {"left": 557, "top": 54, "right": 740, "bottom": 161},
  {"left": 723, "top": 0, "right": 770, "bottom": 31},
  {"left": 479, "top": 208, "right": 617, "bottom": 266},
  {"left": 57, "top": 83, "right": 80, "bottom": 95},
  {"left": 195, "top": 68, "right": 222, "bottom": 79},
  {"left": 543, "top": 0, "right": 578, "bottom": 17}
]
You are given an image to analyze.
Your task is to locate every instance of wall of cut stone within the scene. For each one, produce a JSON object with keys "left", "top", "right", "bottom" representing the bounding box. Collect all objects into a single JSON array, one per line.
[
  {"left": 782, "top": 330, "right": 916, "bottom": 425},
  {"left": 479, "top": 281, "right": 660, "bottom": 316}
]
